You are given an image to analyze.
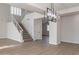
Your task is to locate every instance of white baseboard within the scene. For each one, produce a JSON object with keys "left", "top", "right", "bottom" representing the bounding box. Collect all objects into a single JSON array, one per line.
[
  {"left": 7, "top": 37, "right": 24, "bottom": 43},
  {"left": 61, "top": 40, "right": 79, "bottom": 44},
  {"left": 0, "top": 37, "right": 7, "bottom": 39},
  {"left": 0, "top": 37, "right": 24, "bottom": 43}
]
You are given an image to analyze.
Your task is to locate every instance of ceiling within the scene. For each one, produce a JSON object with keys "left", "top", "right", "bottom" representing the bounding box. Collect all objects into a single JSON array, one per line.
[
  {"left": 54, "top": 3, "right": 79, "bottom": 11},
  {"left": 28, "top": 3, "right": 79, "bottom": 11},
  {"left": 8, "top": 3, "right": 79, "bottom": 15}
]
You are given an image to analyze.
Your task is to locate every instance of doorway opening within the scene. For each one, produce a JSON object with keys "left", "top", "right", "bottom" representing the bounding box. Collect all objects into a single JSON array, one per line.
[{"left": 42, "top": 18, "right": 49, "bottom": 43}]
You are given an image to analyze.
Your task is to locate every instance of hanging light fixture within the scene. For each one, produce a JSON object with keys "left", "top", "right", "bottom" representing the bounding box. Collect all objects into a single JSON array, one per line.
[{"left": 47, "top": 3, "right": 57, "bottom": 22}]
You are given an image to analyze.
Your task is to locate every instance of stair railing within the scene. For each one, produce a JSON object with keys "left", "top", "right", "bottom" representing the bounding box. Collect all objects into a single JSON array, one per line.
[{"left": 11, "top": 15, "right": 23, "bottom": 33}]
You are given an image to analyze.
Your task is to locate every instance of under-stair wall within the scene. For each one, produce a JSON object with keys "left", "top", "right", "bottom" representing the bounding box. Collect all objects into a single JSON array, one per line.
[
  {"left": 22, "top": 15, "right": 35, "bottom": 40},
  {"left": 7, "top": 22, "right": 24, "bottom": 42},
  {"left": 21, "top": 12, "right": 43, "bottom": 41}
]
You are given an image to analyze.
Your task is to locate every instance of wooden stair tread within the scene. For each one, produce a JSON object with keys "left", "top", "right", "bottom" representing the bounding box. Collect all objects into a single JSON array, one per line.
[{"left": 19, "top": 23, "right": 33, "bottom": 42}]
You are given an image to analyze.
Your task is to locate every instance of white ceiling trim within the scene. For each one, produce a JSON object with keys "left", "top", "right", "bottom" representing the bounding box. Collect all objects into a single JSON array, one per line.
[{"left": 57, "top": 6, "right": 79, "bottom": 16}]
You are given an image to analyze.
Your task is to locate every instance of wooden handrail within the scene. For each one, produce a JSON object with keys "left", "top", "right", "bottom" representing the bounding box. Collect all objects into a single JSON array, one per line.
[{"left": 11, "top": 15, "right": 23, "bottom": 33}]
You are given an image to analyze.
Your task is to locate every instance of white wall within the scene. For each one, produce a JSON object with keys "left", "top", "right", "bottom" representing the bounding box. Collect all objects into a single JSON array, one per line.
[
  {"left": 34, "top": 19, "right": 42, "bottom": 40},
  {"left": 49, "top": 21, "right": 57, "bottom": 45},
  {"left": 0, "top": 20, "right": 7, "bottom": 38},
  {"left": 49, "top": 15, "right": 61, "bottom": 45},
  {"left": 0, "top": 4, "right": 10, "bottom": 38},
  {"left": 22, "top": 15, "right": 35, "bottom": 40},
  {"left": 22, "top": 12, "right": 43, "bottom": 40},
  {"left": 57, "top": 16, "right": 61, "bottom": 44},
  {"left": 61, "top": 14, "right": 79, "bottom": 44},
  {"left": 7, "top": 22, "right": 23, "bottom": 42}
]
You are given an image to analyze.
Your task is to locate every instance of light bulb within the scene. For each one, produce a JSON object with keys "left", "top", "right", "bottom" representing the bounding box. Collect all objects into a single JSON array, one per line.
[
  {"left": 47, "top": 12, "right": 52, "bottom": 16},
  {"left": 51, "top": 14, "right": 57, "bottom": 19}
]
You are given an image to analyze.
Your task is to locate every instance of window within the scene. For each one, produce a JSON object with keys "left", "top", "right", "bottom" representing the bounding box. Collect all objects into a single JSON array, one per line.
[
  {"left": 17, "top": 8, "right": 21, "bottom": 16},
  {"left": 11, "top": 6, "right": 21, "bottom": 16}
]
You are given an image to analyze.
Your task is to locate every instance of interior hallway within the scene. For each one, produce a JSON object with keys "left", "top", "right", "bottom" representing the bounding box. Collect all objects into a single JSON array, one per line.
[{"left": 0, "top": 38, "right": 79, "bottom": 55}]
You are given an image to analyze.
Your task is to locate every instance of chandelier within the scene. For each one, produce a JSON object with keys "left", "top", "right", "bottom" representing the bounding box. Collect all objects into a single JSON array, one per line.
[{"left": 47, "top": 3, "right": 57, "bottom": 22}]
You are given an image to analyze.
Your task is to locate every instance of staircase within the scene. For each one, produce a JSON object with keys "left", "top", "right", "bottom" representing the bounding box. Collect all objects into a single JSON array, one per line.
[
  {"left": 20, "top": 23, "right": 33, "bottom": 42},
  {"left": 11, "top": 15, "right": 32, "bottom": 42}
]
